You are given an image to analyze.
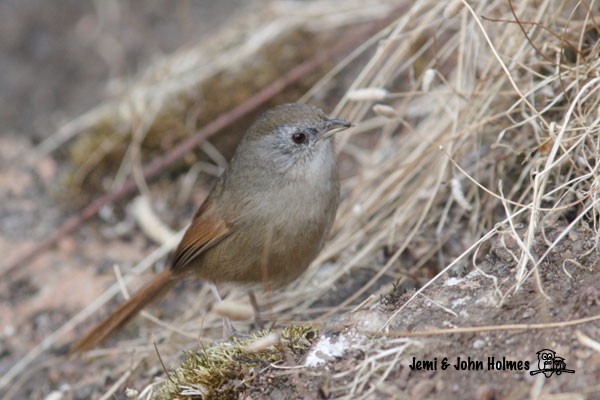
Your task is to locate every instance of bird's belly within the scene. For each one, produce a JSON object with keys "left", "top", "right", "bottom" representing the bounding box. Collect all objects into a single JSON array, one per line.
[
  {"left": 195, "top": 169, "right": 338, "bottom": 286},
  {"left": 197, "top": 217, "right": 327, "bottom": 285},
  {"left": 199, "top": 195, "right": 335, "bottom": 286}
]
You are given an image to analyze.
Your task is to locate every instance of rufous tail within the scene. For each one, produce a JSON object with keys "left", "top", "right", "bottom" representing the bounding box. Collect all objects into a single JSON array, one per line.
[{"left": 71, "top": 269, "right": 176, "bottom": 353}]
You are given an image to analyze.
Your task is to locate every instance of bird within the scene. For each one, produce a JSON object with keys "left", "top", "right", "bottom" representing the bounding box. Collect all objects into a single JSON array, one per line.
[{"left": 72, "top": 103, "right": 351, "bottom": 352}]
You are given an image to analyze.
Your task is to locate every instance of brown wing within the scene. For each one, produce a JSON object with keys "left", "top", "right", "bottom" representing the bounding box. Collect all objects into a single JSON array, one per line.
[{"left": 171, "top": 200, "right": 232, "bottom": 272}]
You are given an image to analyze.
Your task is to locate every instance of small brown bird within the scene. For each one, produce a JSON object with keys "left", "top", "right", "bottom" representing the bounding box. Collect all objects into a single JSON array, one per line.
[{"left": 72, "top": 103, "right": 351, "bottom": 352}]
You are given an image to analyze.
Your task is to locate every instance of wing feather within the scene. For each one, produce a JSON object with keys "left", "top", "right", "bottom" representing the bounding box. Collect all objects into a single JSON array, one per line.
[{"left": 171, "top": 200, "right": 231, "bottom": 272}]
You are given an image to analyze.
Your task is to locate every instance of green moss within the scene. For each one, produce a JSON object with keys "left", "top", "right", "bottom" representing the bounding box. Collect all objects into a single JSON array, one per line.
[{"left": 157, "top": 325, "right": 318, "bottom": 400}]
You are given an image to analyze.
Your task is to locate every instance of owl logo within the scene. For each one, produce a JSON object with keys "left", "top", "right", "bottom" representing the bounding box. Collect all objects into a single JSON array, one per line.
[
  {"left": 535, "top": 349, "right": 556, "bottom": 377},
  {"left": 529, "top": 349, "right": 575, "bottom": 378}
]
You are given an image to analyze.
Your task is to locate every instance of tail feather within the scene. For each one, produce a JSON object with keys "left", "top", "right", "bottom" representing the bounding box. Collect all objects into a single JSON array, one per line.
[{"left": 71, "top": 269, "right": 176, "bottom": 354}]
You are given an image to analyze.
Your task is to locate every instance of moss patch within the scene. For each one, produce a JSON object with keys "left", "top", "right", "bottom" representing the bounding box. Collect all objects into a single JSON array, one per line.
[{"left": 157, "top": 325, "right": 317, "bottom": 400}]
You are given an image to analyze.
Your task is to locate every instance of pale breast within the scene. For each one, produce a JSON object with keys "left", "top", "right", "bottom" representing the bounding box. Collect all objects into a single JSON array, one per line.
[{"left": 197, "top": 162, "right": 339, "bottom": 285}]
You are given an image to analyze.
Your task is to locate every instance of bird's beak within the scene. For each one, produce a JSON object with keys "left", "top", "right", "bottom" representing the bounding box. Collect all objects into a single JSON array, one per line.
[{"left": 320, "top": 118, "right": 352, "bottom": 140}]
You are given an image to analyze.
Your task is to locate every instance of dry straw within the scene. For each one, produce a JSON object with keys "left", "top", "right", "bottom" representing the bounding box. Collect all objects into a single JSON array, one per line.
[{"left": 315, "top": 0, "right": 599, "bottom": 396}]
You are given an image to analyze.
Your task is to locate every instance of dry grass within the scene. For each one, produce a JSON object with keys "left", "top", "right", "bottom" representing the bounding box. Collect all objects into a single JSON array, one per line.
[
  {"left": 6, "top": 0, "right": 600, "bottom": 398},
  {"left": 312, "top": 0, "right": 599, "bottom": 396}
]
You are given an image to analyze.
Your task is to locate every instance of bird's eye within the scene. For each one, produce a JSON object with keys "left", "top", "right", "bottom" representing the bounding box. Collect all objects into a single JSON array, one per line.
[{"left": 291, "top": 132, "right": 307, "bottom": 144}]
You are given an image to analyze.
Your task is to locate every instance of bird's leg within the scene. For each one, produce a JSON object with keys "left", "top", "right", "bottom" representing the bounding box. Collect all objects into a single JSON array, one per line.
[
  {"left": 209, "top": 283, "right": 237, "bottom": 338},
  {"left": 248, "top": 290, "right": 264, "bottom": 330}
]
